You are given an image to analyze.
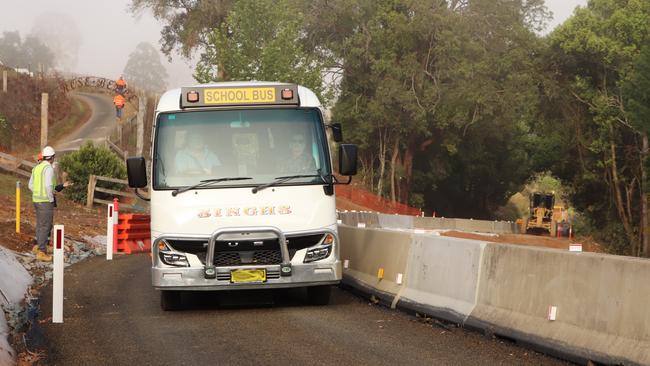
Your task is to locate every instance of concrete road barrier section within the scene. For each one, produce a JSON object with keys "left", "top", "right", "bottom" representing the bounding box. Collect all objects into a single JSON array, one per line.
[
  {"left": 339, "top": 218, "right": 650, "bottom": 365},
  {"left": 339, "top": 212, "right": 516, "bottom": 234},
  {"left": 378, "top": 214, "right": 414, "bottom": 229},
  {"left": 338, "top": 212, "right": 380, "bottom": 228},
  {"left": 338, "top": 225, "right": 412, "bottom": 305},
  {"left": 466, "top": 244, "right": 650, "bottom": 365},
  {"left": 397, "top": 236, "right": 486, "bottom": 324}
]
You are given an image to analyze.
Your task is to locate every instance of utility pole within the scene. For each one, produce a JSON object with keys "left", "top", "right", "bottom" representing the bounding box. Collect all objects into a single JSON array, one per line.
[
  {"left": 2, "top": 70, "right": 7, "bottom": 93},
  {"left": 136, "top": 93, "right": 146, "bottom": 156},
  {"left": 41, "top": 93, "right": 48, "bottom": 148}
]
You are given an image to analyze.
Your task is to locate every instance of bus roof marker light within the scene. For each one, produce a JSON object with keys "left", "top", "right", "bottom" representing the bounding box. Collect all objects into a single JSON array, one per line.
[
  {"left": 187, "top": 91, "right": 200, "bottom": 103},
  {"left": 281, "top": 88, "right": 293, "bottom": 100}
]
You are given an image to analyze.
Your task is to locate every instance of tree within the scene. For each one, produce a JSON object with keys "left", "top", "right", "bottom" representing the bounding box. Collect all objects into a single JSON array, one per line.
[
  {"left": 546, "top": 0, "right": 650, "bottom": 255},
  {"left": 123, "top": 42, "right": 169, "bottom": 92},
  {"left": 0, "top": 31, "right": 23, "bottom": 67},
  {"left": 306, "top": 0, "right": 548, "bottom": 217},
  {"left": 622, "top": 44, "right": 650, "bottom": 256},
  {"left": 194, "top": 0, "right": 327, "bottom": 101},
  {"left": 129, "top": 0, "right": 234, "bottom": 60},
  {"left": 22, "top": 35, "right": 55, "bottom": 72},
  {"left": 0, "top": 31, "right": 55, "bottom": 72}
]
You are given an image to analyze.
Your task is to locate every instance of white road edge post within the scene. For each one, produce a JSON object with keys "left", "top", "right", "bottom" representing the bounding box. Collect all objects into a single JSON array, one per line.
[
  {"left": 106, "top": 204, "right": 114, "bottom": 260},
  {"left": 53, "top": 224, "right": 64, "bottom": 323}
]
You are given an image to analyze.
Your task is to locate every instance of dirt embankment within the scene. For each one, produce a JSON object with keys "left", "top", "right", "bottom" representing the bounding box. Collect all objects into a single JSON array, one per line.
[{"left": 0, "top": 175, "right": 105, "bottom": 254}]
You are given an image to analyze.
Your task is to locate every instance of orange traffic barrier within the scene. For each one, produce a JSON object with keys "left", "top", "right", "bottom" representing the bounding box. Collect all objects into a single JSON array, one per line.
[{"left": 116, "top": 213, "right": 151, "bottom": 254}]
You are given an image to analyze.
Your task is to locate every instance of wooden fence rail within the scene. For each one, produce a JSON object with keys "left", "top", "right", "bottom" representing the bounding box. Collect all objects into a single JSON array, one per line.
[
  {"left": 0, "top": 151, "right": 36, "bottom": 178},
  {"left": 87, "top": 174, "right": 147, "bottom": 211}
]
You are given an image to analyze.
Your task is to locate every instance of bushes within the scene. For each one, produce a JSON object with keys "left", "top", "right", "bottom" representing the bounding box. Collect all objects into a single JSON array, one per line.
[{"left": 58, "top": 142, "right": 126, "bottom": 203}]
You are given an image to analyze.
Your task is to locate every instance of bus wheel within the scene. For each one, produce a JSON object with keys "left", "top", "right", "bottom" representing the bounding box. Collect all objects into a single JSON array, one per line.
[
  {"left": 307, "top": 285, "right": 331, "bottom": 305},
  {"left": 161, "top": 290, "right": 182, "bottom": 311}
]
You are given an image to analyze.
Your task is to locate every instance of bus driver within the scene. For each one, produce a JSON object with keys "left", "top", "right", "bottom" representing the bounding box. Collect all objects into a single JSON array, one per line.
[{"left": 175, "top": 132, "right": 221, "bottom": 175}]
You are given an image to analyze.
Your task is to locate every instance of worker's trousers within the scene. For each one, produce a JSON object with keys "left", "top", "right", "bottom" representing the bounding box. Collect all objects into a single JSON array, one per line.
[{"left": 34, "top": 202, "right": 54, "bottom": 251}]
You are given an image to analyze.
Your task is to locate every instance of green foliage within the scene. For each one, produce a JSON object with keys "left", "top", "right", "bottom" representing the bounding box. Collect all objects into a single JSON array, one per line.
[
  {"left": 58, "top": 142, "right": 127, "bottom": 203},
  {"left": 622, "top": 44, "right": 650, "bottom": 134},
  {"left": 133, "top": 0, "right": 650, "bottom": 255},
  {"left": 543, "top": 0, "right": 650, "bottom": 254},
  {"left": 194, "top": 0, "right": 329, "bottom": 103},
  {"left": 130, "top": 0, "right": 234, "bottom": 59},
  {"left": 123, "top": 42, "right": 168, "bottom": 92}
]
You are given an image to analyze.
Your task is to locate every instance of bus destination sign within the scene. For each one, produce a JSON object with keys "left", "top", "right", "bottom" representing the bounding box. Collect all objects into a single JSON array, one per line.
[{"left": 180, "top": 85, "right": 299, "bottom": 108}]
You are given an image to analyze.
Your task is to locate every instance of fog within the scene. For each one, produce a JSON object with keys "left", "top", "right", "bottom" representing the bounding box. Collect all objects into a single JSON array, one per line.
[
  {"left": 0, "top": 0, "right": 586, "bottom": 89},
  {"left": 0, "top": 0, "right": 195, "bottom": 88}
]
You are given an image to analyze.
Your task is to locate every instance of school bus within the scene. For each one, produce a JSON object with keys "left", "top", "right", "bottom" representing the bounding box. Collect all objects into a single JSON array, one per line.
[{"left": 126, "top": 82, "right": 357, "bottom": 310}]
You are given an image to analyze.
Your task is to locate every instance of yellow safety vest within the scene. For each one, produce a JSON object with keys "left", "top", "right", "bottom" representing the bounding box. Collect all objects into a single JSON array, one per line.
[{"left": 32, "top": 162, "right": 56, "bottom": 203}]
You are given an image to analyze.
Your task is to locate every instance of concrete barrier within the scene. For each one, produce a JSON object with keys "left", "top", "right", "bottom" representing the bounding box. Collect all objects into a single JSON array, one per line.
[
  {"left": 396, "top": 235, "right": 486, "bottom": 324},
  {"left": 338, "top": 212, "right": 381, "bottom": 228},
  {"left": 378, "top": 214, "right": 414, "bottom": 229},
  {"left": 466, "top": 244, "right": 650, "bottom": 365},
  {"left": 338, "top": 222, "right": 650, "bottom": 364},
  {"left": 338, "top": 212, "right": 517, "bottom": 234},
  {"left": 338, "top": 225, "right": 412, "bottom": 305}
]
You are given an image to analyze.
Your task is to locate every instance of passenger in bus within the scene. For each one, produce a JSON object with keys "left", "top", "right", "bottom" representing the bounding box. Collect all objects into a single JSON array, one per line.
[
  {"left": 175, "top": 132, "right": 221, "bottom": 175},
  {"left": 278, "top": 132, "right": 316, "bottom": 173}
]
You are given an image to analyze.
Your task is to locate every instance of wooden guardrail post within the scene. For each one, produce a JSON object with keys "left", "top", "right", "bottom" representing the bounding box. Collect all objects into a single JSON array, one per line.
[
  {"left": 86, "top": 174, "right": 97, "bottom": 207},
  {"left": 137, "top": 93, "right": 146, "bottom": 156},
  {"left": 41, "top": 93, "right": 48, "bottom": 148}
]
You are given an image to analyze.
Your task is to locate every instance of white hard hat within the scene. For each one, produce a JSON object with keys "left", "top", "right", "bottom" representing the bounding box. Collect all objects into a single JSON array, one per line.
[{"left": 42, "top": 146, "right": 56, "bottom": 158}]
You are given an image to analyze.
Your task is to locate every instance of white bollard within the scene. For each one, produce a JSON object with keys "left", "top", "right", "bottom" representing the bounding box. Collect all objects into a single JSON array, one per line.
[
  {"left": 52, "top": 224, "right": 64, "bottom": 323},
  {"left": 106, "top": 204, "right": 114, "bottom": 260}
]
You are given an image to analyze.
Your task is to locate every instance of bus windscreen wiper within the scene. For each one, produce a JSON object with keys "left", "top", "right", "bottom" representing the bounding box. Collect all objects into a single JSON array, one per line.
[
  {"left": 252, "top": 175, "right": 323, "bottom": 194},
  {"left": 172, "top": 177, "right": 252, "bottom": 197}
]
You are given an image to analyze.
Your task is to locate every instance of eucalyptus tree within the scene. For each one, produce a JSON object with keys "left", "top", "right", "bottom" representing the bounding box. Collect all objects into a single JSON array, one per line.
[{"left": 547, "top": 0, "right": 650, "bottom": 255}]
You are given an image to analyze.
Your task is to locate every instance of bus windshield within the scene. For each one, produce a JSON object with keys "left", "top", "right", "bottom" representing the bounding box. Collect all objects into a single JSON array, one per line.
[{"left": 153, "top": 108, "right": 331, "bottom": 189}]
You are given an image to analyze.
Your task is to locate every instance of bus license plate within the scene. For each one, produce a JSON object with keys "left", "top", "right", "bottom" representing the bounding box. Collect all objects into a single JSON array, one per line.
[{"left": 231, "top": 269, "right": 266, "bottom": 283}]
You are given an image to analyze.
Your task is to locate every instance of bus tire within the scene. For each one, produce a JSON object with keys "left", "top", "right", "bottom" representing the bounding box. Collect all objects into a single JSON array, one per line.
[
  {"left": 161, "top": 290, "right": 182, "bottom": 311},
  {"left": 307, "top": 285, "right": 331, "bottom": 305}
]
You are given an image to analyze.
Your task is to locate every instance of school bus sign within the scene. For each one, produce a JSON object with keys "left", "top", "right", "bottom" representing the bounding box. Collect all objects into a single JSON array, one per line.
[
  {"left": 180, "top": 84, "right": 299, "bottom": 108},
  {"left": 204, "top": 87, "right": 275, "bottom": 105}
]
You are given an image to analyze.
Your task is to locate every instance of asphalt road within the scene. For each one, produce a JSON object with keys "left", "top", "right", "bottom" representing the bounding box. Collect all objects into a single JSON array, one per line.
[
  {"left": 54, "top": 92, "right": 115, "bottom": 152},
  {"left": 35, "top": 255, "right": 569, "bottom": 366}
]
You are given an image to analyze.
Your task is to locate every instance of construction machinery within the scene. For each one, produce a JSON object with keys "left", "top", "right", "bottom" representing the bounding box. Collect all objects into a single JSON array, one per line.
[{"left": 521, "top": 192, "right": 560, "bottom": 236}]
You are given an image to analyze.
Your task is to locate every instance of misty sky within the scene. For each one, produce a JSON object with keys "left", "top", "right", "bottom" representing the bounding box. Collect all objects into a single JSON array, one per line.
[{"left": 0, "top": 0, "right": 587, "bottom": 89}]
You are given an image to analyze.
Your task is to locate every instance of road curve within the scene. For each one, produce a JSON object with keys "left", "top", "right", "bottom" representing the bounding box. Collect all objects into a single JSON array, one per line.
[
  {"left": 35, "top": 255, "right": 568, "bottom": 366},
  {"left": 54, "top": 92, "right": 115, "bottom": 152}
]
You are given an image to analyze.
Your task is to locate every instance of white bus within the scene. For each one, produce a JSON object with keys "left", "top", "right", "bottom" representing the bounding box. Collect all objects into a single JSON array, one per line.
[{"left": 126, "top": 82, "right": 357, "bottom": 310}]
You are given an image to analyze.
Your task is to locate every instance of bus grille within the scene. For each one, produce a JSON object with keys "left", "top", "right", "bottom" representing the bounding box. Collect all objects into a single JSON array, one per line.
[{"left": 213, "top": 250, "right": 282, "bottom": 266}]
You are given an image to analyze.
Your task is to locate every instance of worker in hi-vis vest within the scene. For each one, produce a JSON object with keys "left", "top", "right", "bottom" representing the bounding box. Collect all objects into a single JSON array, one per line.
[
  {"left": 114, "top": 93, "right": 126, "bottom": 119},
  {"left": 28, "top": 146, "right": 71, "bottom": 261}
]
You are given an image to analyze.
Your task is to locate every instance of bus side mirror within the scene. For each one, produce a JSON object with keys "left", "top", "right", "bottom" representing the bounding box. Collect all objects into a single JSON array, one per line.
[
  {"left": 330, "top": 123, "right": 343, "bottom": 142},
  {"left": 127, "top": 157, "right": 147, "bottom": 188},
  {"left": 338, "top": 144, "right": 357, "bottom": 176}
]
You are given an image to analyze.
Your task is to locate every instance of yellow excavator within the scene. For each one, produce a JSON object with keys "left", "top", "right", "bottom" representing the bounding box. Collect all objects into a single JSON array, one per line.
[{"left": 521, "top": 192, "right": 564, "bottom": 236}]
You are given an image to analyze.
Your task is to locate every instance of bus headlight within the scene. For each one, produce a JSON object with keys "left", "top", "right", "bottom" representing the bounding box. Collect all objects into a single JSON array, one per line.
[
  {"left": 304, "top": 245, "right": 332, "bottom": 263},
  {"left": 160, "top": 252, "right": 190, "bottom": 267}
]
